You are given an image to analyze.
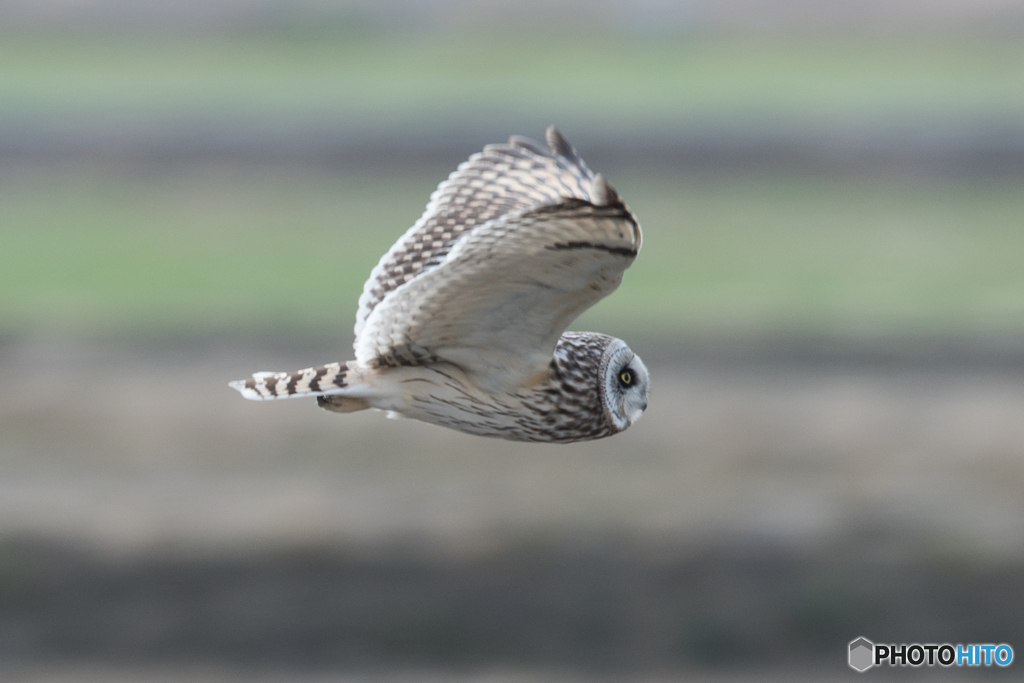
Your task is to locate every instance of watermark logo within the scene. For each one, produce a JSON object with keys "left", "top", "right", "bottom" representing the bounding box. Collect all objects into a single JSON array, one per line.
[
  {"left": 848, "top": 637, "right": 1014, "bottom": 672},
  {"left": 849, "top": 637, "right": 874, "bottom": 672}
]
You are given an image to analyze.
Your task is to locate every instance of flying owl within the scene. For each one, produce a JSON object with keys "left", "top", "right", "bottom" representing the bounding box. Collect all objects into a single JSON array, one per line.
[{"left": 230, "top": 127, "right": 649, "bottom": 442}]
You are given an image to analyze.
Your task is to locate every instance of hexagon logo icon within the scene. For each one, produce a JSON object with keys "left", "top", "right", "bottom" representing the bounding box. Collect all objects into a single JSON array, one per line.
[{"left": 849, "top": 637, "right": 874, "bottom": 672}]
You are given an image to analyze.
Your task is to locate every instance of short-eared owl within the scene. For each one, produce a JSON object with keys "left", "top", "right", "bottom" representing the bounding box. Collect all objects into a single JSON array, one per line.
[{"left": 230, "top": 127, "right": 648, "bottom": 442}]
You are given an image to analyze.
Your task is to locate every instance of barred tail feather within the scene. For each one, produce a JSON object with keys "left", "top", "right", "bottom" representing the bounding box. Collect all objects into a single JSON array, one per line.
[{"left": 230, "top": 361, "right": 350, "bottom": 400}]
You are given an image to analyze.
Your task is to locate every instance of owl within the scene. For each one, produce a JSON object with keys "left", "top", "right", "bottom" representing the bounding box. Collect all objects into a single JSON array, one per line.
[{"left": 230, "top": 127, "right": 648, "bottom": 443}]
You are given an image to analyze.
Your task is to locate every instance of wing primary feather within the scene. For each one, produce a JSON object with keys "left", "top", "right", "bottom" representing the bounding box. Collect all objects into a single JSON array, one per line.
[
  {"left": 592, "top": 173, "right": 620, "bottom": 207},
  {"left": 507, "top": 135, "right": 550, "bottom": 156},
  {"left": 545, "top": 126, "right": 578, "bottom": 162}
]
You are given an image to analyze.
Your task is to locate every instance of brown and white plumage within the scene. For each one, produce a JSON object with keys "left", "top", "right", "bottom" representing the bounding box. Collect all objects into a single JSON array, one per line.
[{"left": 230, "top": 127, "right": 649, "bottom": 442}]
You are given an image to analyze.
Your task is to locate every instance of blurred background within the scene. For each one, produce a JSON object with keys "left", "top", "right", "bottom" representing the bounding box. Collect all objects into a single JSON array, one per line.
[{"left": 1, "top": 1, "right": 1023, "bottom": 680}]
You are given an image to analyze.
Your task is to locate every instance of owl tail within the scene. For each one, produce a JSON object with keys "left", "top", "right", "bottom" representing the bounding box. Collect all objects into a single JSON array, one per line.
[{"left": 229, "top": 361, "right": 368, "bottom": 412}]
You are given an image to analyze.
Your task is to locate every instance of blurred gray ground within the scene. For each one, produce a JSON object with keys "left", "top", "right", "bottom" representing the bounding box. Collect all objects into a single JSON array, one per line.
[
  {"left": 0, "top": 669, "right": 1016, "bottom": 683},
  {"left": 5, "top": 670, "right": 1014, "bottom": 683},
  {"left": 0, "top": 340, "right": 1022, "bottom": 676},
  {"left": 9, "top": 119, "right": 1024, "bottom": 178}
]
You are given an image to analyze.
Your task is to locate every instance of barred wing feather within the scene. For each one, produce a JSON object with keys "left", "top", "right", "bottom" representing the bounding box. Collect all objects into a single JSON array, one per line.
[
  {"left": 354, "top": 127, "right": 598, "bottom": 344},
  {"left": 354, "top": 192, "right": 641, "bottom": 388}
]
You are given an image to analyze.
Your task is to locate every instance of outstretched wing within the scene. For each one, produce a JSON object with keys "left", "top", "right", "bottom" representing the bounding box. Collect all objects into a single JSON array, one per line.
[
  {"left": 355, "top": 127, "right": 598, "bottom": 343},
  {"left": 354, "top": 134, "right": 641, "bottom": 388}
]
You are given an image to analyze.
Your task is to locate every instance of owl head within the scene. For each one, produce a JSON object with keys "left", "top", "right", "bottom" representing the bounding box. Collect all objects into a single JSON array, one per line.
[{"left": 600, "top": 338, "right": 650, "bottom": 432}]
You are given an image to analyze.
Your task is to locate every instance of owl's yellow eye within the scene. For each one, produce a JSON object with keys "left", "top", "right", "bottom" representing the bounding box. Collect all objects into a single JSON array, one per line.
[{"left": 619, "top": 370, "right": 633, "bottom": 386}]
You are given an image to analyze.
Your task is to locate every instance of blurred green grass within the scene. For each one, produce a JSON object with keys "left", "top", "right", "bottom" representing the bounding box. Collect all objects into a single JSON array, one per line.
[
  {"left": 1, "top": 31, "right": 1022, "bottom": 124},
  {"left": 2, "top": 30, "right": 1022, "bottom": 342},
  {"left": 3, "top": 165, "right": 1023, "bottom": 340}
]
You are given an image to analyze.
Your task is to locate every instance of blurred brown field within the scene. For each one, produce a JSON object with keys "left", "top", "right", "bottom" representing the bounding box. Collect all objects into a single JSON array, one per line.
[{"left": 1, "top": 341, "right": 1022, "bottom": 677}]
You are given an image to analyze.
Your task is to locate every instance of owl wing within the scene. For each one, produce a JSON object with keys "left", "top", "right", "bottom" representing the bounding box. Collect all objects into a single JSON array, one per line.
[
  {"left": 354, "top": 130, "right": 640, "bottom": 387},
  {"left": 355, "top": 126, "right": 599, "bottom": 342}
]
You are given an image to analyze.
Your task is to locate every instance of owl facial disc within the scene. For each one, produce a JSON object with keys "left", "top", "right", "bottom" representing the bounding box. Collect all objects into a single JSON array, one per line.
[{"left": 600, "top": 339, "right": 650, "bottom": 432}]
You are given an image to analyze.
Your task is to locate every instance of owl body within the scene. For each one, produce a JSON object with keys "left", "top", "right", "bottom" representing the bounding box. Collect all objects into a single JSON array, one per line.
[
  {"left": 231, "top": 128, "right": 650, "bottom": 442},
  {"left": 313, "top": 332, "right": 648, "bottom": 443}
]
